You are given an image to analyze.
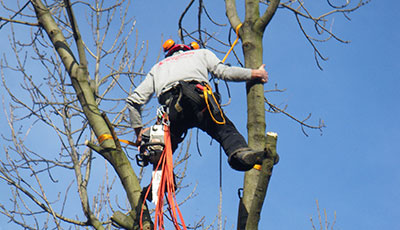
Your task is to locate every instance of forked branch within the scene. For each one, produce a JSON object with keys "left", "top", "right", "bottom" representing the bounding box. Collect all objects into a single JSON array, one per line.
[{"left": 265, "top": 96, "right": 325, "bottom": 136}]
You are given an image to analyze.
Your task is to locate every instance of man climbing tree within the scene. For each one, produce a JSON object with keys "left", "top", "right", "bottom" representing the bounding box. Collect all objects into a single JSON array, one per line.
[
  {"left": 0, "top": 0, "right": 371, "bottom": 229},
  {"left": 126, "top": 39, "right": 269, "bottom": 172}
]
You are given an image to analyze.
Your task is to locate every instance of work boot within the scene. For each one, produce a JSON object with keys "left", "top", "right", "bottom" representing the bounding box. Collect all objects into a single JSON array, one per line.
[{"left": 228, "top": 147, "right": 266, "bottom": 171}]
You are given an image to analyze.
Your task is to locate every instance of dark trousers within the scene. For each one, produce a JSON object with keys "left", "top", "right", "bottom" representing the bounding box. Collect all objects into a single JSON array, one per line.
[{"left": 160, "top": 82, "right": 248, "bottom": 157}]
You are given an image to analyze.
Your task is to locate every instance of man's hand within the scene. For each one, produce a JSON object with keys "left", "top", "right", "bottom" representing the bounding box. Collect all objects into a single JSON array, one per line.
[
  {"left": 134, "top": 127, "right": 144, "bottom": 146},
  {"left": 251, "top": 64, "right": 268, "bottom": 83}
]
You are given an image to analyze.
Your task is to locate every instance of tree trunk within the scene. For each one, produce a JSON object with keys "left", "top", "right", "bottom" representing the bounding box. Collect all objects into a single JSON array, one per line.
[
  {"left": 241, "top": 25, "right": 267, "bottom": 230},
  {"left": 237, "top": 133, "right": 279, "bottom": 229},
  {"left": 31, "top": 1, "right": 151, "bottom": 228},
  {"left": 225, "top": 0, "right": 280, "bottom": 229}
]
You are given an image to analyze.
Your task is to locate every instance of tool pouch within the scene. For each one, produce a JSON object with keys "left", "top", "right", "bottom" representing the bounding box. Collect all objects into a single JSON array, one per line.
[
  {"left": 205, "top": 89, "right": 221, "bottom": 117},
  {"left": 194, "top": 83, "right": 225, "bottom": 123},
  {"left": 178, "top": 81, "right": 204, "bottom": 106}
]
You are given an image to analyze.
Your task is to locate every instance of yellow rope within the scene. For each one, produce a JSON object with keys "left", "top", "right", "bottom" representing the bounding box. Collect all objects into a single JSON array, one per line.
[
  {"left": 221, "top": 23, "right": 242, "bottom": 64},
  {"left": 98, "top": 133, "right": 113, "bottom": 144},
  {"left": 203, "top": 84, "right": 226, "bottom": 125},
  {"left": 253, "top": 164, "right": 262, "bottom": 171},
  {"left": 119, "top": 139, "right": 136, "bottom": 146},
  {"left": 98, "top": 133, "right": 136, "bottom": 146},
  {"left": 203, "top": 24, "right": 242, "bottom": 125}
]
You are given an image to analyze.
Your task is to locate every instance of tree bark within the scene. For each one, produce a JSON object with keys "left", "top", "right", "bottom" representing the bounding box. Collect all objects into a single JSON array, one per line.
[
  {"left": 237, "top": 133, "right": 279, "bottom": 229},
  {"left": 225, "top": 0, "right": 280, "bottom": 229},
  {"left": 31, "top": 1, "right": 152, "bottom": 228}
]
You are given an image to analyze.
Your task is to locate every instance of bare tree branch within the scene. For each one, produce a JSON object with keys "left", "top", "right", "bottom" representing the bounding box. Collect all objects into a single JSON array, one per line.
[
  {"left": 0, "top": 1, "right": 38, "bottom": 29},
  {"left": 178, "top": 0, "right": 195, "bottom": 43},
  {"left": 0, "top": 0, "right": 155, "bottom": 229},
  {"left": 260, "top": 0, "right": 372, "bottom": 69},
  {"left": 255, "top": 0, "right": 281, "bottom": 31},
  {"left": 265, "top": 96, "right": 325, "bottom": 136},
  {"left": 225, "top": 0, "right": 242, "bottom": 29},
  {"left": 0, "top": 16, "right": 39, "bottom": 27}
]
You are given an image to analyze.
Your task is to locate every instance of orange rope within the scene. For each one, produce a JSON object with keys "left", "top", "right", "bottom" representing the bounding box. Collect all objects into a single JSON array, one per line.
[
  {"left": 119, "top": 139, "right": 136, "bottom": 146},
  {"left": 98, "top": 133, "right": 113, "bottom": 144},
  {"left": 139, "top": 115, "right": 186, "bottom": 230},
  {"left": 97, "top": 133, "right": 137, "bottom": 146},
  {"left": 155, "top": 124, "right": 186, "bottom": 230}
]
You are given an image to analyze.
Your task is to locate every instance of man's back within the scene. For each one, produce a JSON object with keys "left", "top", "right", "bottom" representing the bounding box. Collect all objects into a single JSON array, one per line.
[
  {"left": 149, "top": 48, "right": 252, "bottom": 97},
  {"left": 150, "top": 49, "right": 212, "bottom": 96}
]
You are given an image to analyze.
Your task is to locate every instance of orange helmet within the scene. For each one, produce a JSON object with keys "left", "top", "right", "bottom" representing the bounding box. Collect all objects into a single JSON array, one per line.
[
  {"left": 163, "top": 39, "right": 200, "bottom": 57},
  {"left": 163, "top": 39, "right": 175, "bottom": 52},
  {"left": 190, "top": 41, "right": 200, "bottom": 50}
]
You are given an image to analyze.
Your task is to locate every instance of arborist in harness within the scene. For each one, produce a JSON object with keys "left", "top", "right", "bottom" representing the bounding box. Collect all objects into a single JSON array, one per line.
[{"left": 126, "top": 39, "right": 269, "bottom": 171}]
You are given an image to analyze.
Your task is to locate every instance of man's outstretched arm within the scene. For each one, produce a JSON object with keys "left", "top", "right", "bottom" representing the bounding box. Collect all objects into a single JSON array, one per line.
[{"left": 251, "top": 64, "right": 268, "bottom": 83}]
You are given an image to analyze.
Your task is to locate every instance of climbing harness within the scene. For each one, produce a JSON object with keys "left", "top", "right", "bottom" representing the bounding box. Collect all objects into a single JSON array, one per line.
[{"left": 168, "top": 81, "right": 226, "bottom": 125}]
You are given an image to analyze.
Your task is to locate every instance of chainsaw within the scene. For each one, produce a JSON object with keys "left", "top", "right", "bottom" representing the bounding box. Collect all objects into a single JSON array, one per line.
[{"left": 136, "top": 124, "right": 165, "bottom": 167}]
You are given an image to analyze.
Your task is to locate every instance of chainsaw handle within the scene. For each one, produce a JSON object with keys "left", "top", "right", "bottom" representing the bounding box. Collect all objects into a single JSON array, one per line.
[{"left": 139, "top": 142, "right": 165, "bottom": 152}]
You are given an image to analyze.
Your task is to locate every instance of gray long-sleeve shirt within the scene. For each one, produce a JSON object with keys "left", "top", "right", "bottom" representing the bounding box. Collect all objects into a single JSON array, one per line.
[{"left": 126, "top": 48, "right": 252, "bottom": 128}]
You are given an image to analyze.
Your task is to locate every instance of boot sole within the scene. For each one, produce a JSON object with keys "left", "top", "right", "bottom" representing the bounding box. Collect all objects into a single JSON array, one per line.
[{"left": 242, "top": 150, "right": 266, "bottom": 165}]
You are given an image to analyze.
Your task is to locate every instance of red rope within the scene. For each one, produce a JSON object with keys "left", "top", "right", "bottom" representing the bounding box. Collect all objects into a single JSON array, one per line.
[{"left": 140, "top": 123, "right": 187, "bottom": 230}]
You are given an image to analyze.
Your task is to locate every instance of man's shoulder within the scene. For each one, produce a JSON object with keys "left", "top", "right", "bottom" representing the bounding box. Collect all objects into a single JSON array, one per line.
[
  {"left": 195, "top": 48, "right": 212, "bottom": 54},
  {"left": 193, "top": 48, "right": 218, "bottom": 60}
]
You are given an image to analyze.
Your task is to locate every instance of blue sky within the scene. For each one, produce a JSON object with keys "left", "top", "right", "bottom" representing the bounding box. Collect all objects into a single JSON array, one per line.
[
  {"left": 137, "top": 1, "right": 400, "bottom": 229},
  {"left": 1, "top": 1, "right": 399, "bottom": 230},
  {"left": 129, "top": 1, "right": 400, "bottom": 229}
]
